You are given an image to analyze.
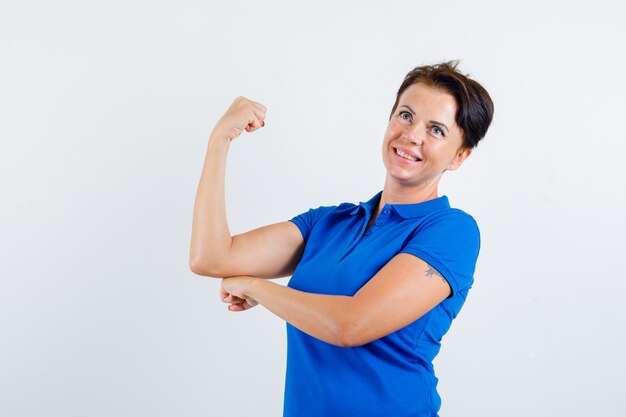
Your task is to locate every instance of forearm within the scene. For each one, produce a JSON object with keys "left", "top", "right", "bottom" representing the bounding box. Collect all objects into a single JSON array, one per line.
[
  {"left": 247, "top": 279, "right": 354, "bottom": 346},
  {"left": 189, "top": 132, "right": 233, "bottom": 271}
]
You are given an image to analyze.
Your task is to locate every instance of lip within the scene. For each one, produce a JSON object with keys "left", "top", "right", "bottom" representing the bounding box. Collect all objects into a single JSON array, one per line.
[{"left": 392, "top": 145, "right": 422, "bottom": 162}]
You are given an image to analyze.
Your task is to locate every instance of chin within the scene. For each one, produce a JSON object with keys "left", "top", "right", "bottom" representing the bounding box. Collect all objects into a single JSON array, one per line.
[{"left": 385, "top": 166, "right": 416, "bottom": 183}]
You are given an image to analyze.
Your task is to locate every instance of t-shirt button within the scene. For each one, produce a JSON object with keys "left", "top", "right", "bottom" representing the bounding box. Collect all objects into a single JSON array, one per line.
[
  {"left": 375, "top": 221, "right": 382, "bottom": 226},
  {"left": 365, "top": 231, "right": 371, "bottom": 235},
  {"left": 383, "top": 209, "right": 390, "bottom": 214}
]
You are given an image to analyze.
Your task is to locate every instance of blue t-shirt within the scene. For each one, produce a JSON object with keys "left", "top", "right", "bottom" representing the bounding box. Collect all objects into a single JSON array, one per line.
[{"left": 284, "top": 190, "right": 480, "bottom": 417}]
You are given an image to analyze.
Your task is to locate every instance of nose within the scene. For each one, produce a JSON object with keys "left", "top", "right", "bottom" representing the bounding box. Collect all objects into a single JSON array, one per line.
[{"left": 402, "top": 121, "right": 426, "bottom": 145}]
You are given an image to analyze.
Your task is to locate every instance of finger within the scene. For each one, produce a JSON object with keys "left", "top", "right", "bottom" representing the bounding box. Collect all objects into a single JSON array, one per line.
[
  {"left": 253, "top": 102, "right": 267, "bottom": 113},
  {"left": 249, "top": 119, "right": 265, "bottom": 129},
  {"left": 253, "top": 108, "right": 266, "bottom": 122},
  {"left": 226, "top": 295, "right": 245, "bottom": 304},
  {"left": 221, "top": 293, "right": 242, "bottom": 304},
  {"left": 245, "top": 125, "right": 259, "bottom": 133},
  {"left": 219, "top": 280, "right": 229, "bottom": 299},
  {"left": 245, "top": 108, "right": 266, "bottom": 132},
  {"left": 220, "top": 289, "right": 232, "bottom": 302},
  {"left": 228, "top": 303, "right": 245, "bottom": 312},
  {"left": 229, "top": 300, "right": 253, "bottom": 311},
  {"left": 255, "top": 109, "right": 266, "bottom": 128},
  {"left": 245, "top": 118, "right": 263, "bottom": 133},
  {"left": 244, "top": 297, "right": 258, "bottom": 307}
]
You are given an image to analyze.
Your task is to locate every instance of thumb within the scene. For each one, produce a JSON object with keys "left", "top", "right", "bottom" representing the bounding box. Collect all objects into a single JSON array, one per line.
[{"left": 245, "top": 117, "right": 265, "bottom": 133}]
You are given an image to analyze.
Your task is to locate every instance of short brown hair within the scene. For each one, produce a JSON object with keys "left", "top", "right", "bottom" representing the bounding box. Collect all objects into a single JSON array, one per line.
[{"left": 389, "top": 60, "right": 494, "bottom": 149}]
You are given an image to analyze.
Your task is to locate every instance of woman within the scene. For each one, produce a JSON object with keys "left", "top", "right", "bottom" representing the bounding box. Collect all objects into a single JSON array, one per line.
[{"left": 190, "top": 61, "right": 494, "bottom": 417}]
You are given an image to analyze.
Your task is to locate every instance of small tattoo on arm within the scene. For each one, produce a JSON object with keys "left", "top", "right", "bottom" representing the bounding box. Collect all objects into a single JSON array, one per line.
[{"left": 426, "top": 264, "right": 447, "bottom": 284}]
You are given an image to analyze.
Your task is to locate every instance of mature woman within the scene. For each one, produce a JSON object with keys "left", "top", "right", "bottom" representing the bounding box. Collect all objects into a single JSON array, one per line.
[{"left": 190, "top": 61, "right": 494, "bottom": 417}]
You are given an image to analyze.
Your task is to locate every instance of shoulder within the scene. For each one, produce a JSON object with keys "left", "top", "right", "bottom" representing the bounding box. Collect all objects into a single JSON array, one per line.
[
  {"left": 291, "top": 199, "right": 361, "bottom": 219},
  {"left": 401, "top": 207, "right": 481, "bottom": 295},
  {"left": 291, "top": 201, "right": 353, "bottom": 220},
  {"left": 418, "top": 207, "right": 479, "bottom": 236},
  {"left": 288, "top": 200, "right": 359, "bottom": 241},
  {"left": 404, "top": 207, "right": 481, "bottom": 266}
]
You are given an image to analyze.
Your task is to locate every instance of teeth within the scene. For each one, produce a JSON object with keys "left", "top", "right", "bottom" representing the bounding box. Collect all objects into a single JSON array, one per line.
[{"left": 395, "top": 148, "right": 418, "bottom": 161}]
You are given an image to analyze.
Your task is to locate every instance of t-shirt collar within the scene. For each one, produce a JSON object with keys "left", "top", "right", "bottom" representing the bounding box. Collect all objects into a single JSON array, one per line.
[{"left": 349, "top": 190, "right": 450, "bottom": 219}]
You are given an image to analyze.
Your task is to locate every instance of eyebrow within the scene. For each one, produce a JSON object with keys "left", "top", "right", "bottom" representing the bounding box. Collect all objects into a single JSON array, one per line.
[
  {"left": 430, "top": 120, "right": 449, "bottom": 133},
  {"left": 400, "top": 105, "right": 416, "bottom": 116},
  {"left": 399, "top": 105, "right": 450, "bottom": 133}
]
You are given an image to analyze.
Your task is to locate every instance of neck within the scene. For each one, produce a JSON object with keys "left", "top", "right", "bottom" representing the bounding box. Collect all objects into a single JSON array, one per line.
[{"left": 379, "top": 176, "right": 440, "bottom": 207}]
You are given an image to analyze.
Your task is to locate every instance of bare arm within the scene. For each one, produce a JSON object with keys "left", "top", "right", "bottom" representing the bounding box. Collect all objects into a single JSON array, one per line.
[
  {"left": 220, "top": 253, "right": 451, "bottom": 347},
  {"left": 189, "top": 136, "right": 233, "bottom": 275},
  {"left": 189, "top": 97, "right": 305, "bottom": 279}
]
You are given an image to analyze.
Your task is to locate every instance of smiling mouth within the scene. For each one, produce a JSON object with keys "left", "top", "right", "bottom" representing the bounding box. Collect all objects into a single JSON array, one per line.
[{"left": 393, "top": 147, "right": 421, "bottom": 162}]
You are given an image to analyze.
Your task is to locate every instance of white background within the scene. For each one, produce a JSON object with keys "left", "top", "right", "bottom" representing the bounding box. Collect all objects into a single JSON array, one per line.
[{"left": 1, "top": 1, "right": 625, "bottom": 416}]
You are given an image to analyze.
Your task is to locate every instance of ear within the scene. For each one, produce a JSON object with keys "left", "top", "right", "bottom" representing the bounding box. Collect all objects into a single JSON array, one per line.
[{"left": 446, "top": 147, "right": 472, "bottom": 171}]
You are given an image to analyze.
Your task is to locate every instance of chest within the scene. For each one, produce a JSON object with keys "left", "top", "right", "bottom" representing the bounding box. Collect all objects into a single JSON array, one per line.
[{"left": 289, "top": 211, "right": 420, "bottom": 296}]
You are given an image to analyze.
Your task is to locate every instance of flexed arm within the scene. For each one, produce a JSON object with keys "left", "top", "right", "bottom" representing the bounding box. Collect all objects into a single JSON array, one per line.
[
  {"left": 189, "top": 97, "right": 305, "bottom": 279},
  {"left": 189, "top": 96, "right": 266, "bottom": 274}
]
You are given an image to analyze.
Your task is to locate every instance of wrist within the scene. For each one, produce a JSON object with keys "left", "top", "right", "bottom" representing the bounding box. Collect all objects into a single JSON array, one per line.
[
  {"left": 208, "top": 129, "right": 232, "bottom": 146},
  {"left": 244, "top": 276, "right": 267, "bottom": 301},
  {"left": 207, "top": 135, "right": 231, "bottom": 155}
]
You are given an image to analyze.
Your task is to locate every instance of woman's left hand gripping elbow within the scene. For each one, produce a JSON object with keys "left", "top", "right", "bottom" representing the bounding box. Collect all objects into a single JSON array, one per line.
[{"left": 220, "top": 276, "right": 259, "bottom": 312}]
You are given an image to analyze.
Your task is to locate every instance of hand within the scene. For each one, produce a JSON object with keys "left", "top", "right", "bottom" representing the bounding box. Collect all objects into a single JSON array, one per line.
[
  {"left": 212, "top": 96, "right": 267, "bottom": 142},
  {"left": 220, "top": 277, "right": 259, "bottom": 312}
]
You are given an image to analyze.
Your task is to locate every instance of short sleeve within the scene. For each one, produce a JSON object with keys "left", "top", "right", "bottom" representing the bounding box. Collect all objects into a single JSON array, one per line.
[
  {"left": 400, "top": 210, "right": 481, "bottom": 297},
  {"left": 288, "top": 204, "right": 337, "bottom": 244}
]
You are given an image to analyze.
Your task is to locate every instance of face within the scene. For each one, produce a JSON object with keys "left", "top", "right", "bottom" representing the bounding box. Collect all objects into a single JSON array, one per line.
[{"left": 382, "top": 82, "right": 471, "bottom": 189}]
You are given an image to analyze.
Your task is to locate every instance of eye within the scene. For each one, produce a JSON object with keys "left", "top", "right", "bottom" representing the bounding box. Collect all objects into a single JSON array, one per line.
[
  {"left": 399, "top": 111, "right": 412, "bottom": 121},
  {"left": 430, "top": 126, "right": 444, "bottom": 136}
]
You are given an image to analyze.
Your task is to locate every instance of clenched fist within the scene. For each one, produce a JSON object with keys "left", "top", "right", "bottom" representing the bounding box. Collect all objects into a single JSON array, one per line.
[{"left": 212, "top": 96, "right": 267, "bottom": 142}]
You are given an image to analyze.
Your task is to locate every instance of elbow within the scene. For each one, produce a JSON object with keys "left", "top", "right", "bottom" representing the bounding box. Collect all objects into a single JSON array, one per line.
[
  {"left": 335, "top": 333, "right": 367, "bottom": 349},
  {"left": 330, "top": 320, "right": 369, "bottom": 348},
  {"left": 189, "top": 258, "right": 220, "bottom": 278},
  {"left": 189, "top": 258, "right": 206, "bottom": 276},
  {"left": 335, "top": 337, "right": 359, "bottom": 348},
  {"left": 322, "top": 300, "right": 372, "bottom": 348}
]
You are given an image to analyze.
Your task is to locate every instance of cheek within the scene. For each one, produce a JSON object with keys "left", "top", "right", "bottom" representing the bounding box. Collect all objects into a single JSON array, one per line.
[
  {"left": 429, "top": 145, "right": 457, "bottom": 165},
  {"left": 381, "top": 130, "right": 392, "bottom": 147},
  {"left": 383, "top": 125, "right": 401, "bottom": 144}
]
